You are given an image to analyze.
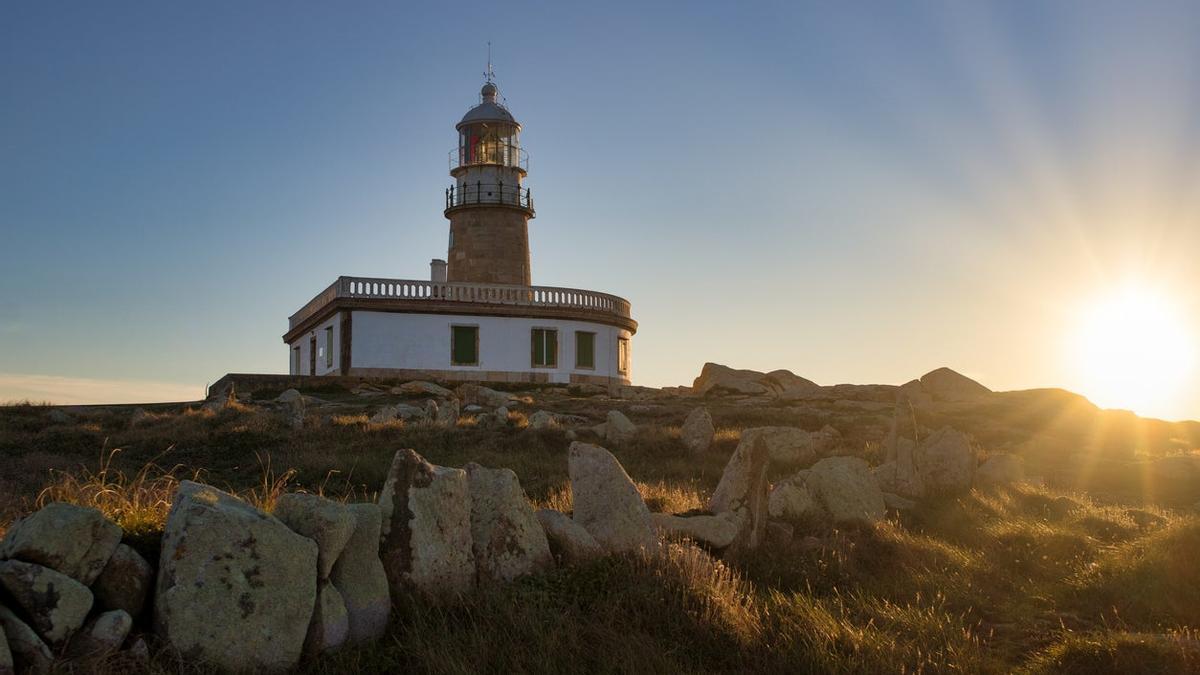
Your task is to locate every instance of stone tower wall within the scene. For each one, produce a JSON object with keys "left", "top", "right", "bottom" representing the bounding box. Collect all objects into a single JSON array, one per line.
[{"left": 447, "top": 208, "right": 531, "bottom": 285}]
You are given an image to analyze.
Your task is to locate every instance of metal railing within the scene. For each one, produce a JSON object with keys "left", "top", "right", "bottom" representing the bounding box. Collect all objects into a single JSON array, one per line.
[
  {"left": 449, "top": 143, "right": 528, "bottom": 171},
  {"left": 289, "top": 277, "right": 632, "bottom": 330},
  {"left": 445, "top": 182, "right": 534, "bottom": 212}
]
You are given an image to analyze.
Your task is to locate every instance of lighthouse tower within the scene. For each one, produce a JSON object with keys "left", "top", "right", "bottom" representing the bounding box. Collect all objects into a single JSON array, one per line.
[{"left": 444, "top": 79, "right": 533, "bottom": 285}]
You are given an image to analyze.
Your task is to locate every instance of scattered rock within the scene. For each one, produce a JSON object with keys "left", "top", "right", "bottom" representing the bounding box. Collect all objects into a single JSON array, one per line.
[
  {"left": 0, "top": 502, "right": 122, "bottom": 585},
  {"left": 0, "top": 622, "right": 11, "bottom": 675},
  {"left": 0, "top": 560, "right": 93, "bottom": 646},
  {"left": 692, "top": 363, "right": 771, "bottom": 396},
  {"left": 396, "top": 381, "right": 454, "bottom": 398},
  {"left": 465, "top": 463, "right": 553, "bottom": 583},
  {"left": 435, "top": 398, "right": 461, "bottom": 426},
  {"left": 535, "top": 510, "right": 602, "bottom": 564},
  {"left": 528, "top": 410, "right": 559, "bottom": 430},
  {"left": 708, "top": 435, "right": 771, "bottom": 553},
  {"left": 882, "top": 492, "right": 917, "bottom": 510},
  {"left": 424, "top": 399, "right": 440, "bottom": 420},
  {"left": 274, "top": 493, "right": 356, "bottom": 579},
  {"left": 46, "top": 409, "right": 72, "bottom": 425},
  {"left": 129, "top": 407, "right": 155, "bottom": 427},
  {"left": 67, "top": 609, "right": 131, "bottom": 658},
  {"left": 767, "top": 472, "right": 820, "bottom": 521},
  {"left": 680, "top": 407, "right": 715, "bottom": 454},
  {"left": 568, "top": 443, "right": 658, "bottom": 553},
  {"left": 91, "top": 543, "right": 152, "bottom": 618},
  {"left": 605, "top": 410, "right": 637, "bottom": 444},
  {"left": 456, "top": 384, "right": 517, "bottom": 408},
  {"left": 155, "top": 481, "right": 318, "bottom": 672},
  {"left": 766, "top": 520, "right": 795, "bottom": 546},
  {"left": 329, "top": 503, "right": 390, "bottom": 645},
  {"left": 128, "top": 636, "right": 150, "bottom": 662},
  {"left": 976, "top": 454, "right": 1024, "bottom": 487},
  {"left": 304, "top": 581, "right": 349, "bottom": 655},
  {"left": 916, "top": 427, "right": 975, "bottom": 495},
  {"left": 0, "top": 605, "right": 52, "bottom": 674},
  {"left": 919, "top": 367, "right": 991, "bottom": 402},
  {"left": 276, "top": 388, "right": 303, "bottom": 404},
  {"left": 370, "top": 403, "right": 426, "bottom": 424},
  {"left": 649, "top": 512, "right": 742, "bottom": 549},
  {"left": 740, "top": 427, "right": 820, "bottom": 467},
  {"left": 568, "top": 383, "right": 607, "bottom": 397},
  {"left": 378, "top": 450, "right": 474, "bottom": 600},
  {"left": 807, "top": 456, "right": 886, "bottom": 525}
]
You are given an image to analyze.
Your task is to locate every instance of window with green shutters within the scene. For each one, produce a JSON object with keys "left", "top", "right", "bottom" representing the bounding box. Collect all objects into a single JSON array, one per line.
[
  {"left": 575, "top": 331, "right": 595, "bottom": 369},
  {"left": 531, "top": 328, "right": 557, "bottom": 367},
  {"left": 618, "top": 337, "right": 630, "bottom": 374},
  {"left": 451, "top": 325, "right": 479, "bottom": 365},
  {"left": 324, "top": 326, "right": 334, "bottom": 368}
]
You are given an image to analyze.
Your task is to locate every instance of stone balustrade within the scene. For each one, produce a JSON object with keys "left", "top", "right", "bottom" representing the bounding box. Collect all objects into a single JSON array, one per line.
[{"left": 288, "top": 276, "right": 633, "bottom": 331}]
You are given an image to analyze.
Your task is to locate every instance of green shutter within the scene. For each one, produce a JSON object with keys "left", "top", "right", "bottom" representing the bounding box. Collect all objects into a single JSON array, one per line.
[
  {"left": 532, "top": 329, "right": 545, "bottom": 366},
  {"left": 452, "top": 326, "right": 478, "bottom": 365},
  {"left": 532, "top": 329, "right": 558, "bottom": 367},
  {"left": 575, "top": 332, "right": 594, "bottom": 368},
  {"left": 546, "top": 330, "right": 557, "bottom": 366}
]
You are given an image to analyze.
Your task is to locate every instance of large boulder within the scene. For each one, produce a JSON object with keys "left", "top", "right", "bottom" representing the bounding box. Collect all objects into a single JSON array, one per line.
[
  {"left": 465, "top": 463, "right": 553, "bottom": 583},
  {"left": 396, "top": 381, "right": 454, "bottom": 398},
  {"left": 0, "top": 605, "right": 52, "bottom": 674},
  {"left": 370, "top": 403, "right": 426, "bottom": 424},
  {"left": 692, "top": 363, "right": 771, "bottom": 396},
  {"left": 535, "top": 510, "right": 602, "bottom": 564},
  {"left": 436, "top": 397, "right": 461, "bottom": 426},
  {"left": 456, "top": 383, "right": 517, "bottom": 408},
  {"left": 649, "top": 512, "right": 742, "bottom": 549},
  {"left": 378, "top": 450, "right": 474, "bottom": 600},
  {"left": 707, "top": 435, "right": 771, "bottom": 552},
  {"left": 0, "top": 502, "right": 122, "bottom": 585},
  {"left": 767, "top": 471, "right": 821, "bottom": 521},
  {"left": 274, "top": 493, "right": 356, "bottom": 579},
  {"left": 919, "top": 367, "right": 991, "bottom": 402},
  {"left": 66, "top": 609, "right": 131, "bottom": 658},
  {"left": 528, "top": 410, "right": 558, "bottom": 430},
  {"left": 916, "top": 427, "right": 975, "bottom": 495},
  {"left": 976, "top": 453, "right": 1024, "bottom": 487},
  {"left": 155, "top": 481, "right": 318, "bottom": 672},
  {"left": 807, "top": 457, "right": 886, "bottom": 525},
  {"left": 329, "top": 503, "right": 390, "bottom": 644},
  {"left": 303, "top": 581, "right": 349, "bottom": 655},
  {"left": 680, "top": 407, "right": 715, "bottom": 454},
  {"left": 739, "top": 427, "right": 823, "bottom": 467},
  {"left": 568, "top": 443, "right": 658, "bottom": 553},
  {"left": 0, "top": 560, "right": 93, "bottom": 646},
  {"left": 91, "top": 543, "right": 152, "bottom": 618},
  {"left": 764, "top": 370, "right": 823, "bottom": 399},
  {"left": 604, "top": 410, "right": 638, "bottom": 444}
]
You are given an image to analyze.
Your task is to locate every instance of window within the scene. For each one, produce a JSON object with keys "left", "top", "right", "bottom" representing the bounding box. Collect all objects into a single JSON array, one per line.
[
  {"left": 618, "top": 337, "right": 630, "bottom": 374},
  {"left": 575, "top": 331, "right": 595, "bottom": 369},
  {"left": 451, "top": 325, "right": 479, "bottom": 365},
  {"left": 324, "top": 326, "right": 334, "bottom": 368},
  {"left": 531, "top": 328, "right": 558, "bottom": 368},
  {"left": 293, "top": 346, "right": 301, "bottom": 375}
]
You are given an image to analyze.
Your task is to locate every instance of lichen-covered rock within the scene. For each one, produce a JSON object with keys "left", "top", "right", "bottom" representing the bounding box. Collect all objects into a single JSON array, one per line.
[
  {"left": 397, "top": 380, "right": 454, "bottom": 398},
  {"left": 370, "top": 403, "right": 426, "bottom": 424},
  {"left": 976, "top": 453, "right": 1024, "bottom": 487},
  {"left": 916, "top": 427, "right": 975, "bottom": 495},
  {"left": 456, "top": 383, "right": 517, "bottom": 408},
  {"left": 465, "top": 464, "right": 553, "bottom": 583},
  {"left": 807, "top": 456, "right": 886, "bottom": 525},
  {"left": 528, "top": 410, "right": 558, "bottom": 430},
  {"left": 329, "top": 504, "right": 389, "bottom": 645},
  {"left": 568, "top": 443, "right": 658, "bottom": 553},
  {"left": 378, "top": 450, "right": 474, "bottom": 600},
  {"left": 535, "top": 510, "right": 603, "bottom": 564},
  {"left": 303, "top": 581, "right": 349, "bottom": 655},
  {"left": 708, "top": 434, "right": 771, "bottom": 552},
  {"left": 680, "top": 407, "right": 715, "bottom": 454},
  {"left": 767, "top": 472, "right": 820, "bottom": 520},
  {"left": 436, "top": 398, "right": 461, "bottom": 426},
  {"left": 649, "top": 512, "right": 742, "bottom": 549},
  {"left": 274, "top": 493, "right": 356, "bottom": 579},
  {"left": 0, "top": 605, "right": 52, "bottom": 674},
  {"left": 66, "top": 609, "right": 131, "bottom": 658},
  {"left": 604, "top": 410, "right": 637, "bottom": 444},
  {"left": 155, "top": 481, "right": 318, "bottom": 672},
  {"left": 0, "top": 560, "right": 93, "bottom": 646},
  {"left": 739, "top": 427, "right": 820, "bottom": 467},
  {"left": 0, "top": 502, "right": 122, "bottom": 585},
  {"left": 91, "top": 543, "right": 152, "bottom": 618}
]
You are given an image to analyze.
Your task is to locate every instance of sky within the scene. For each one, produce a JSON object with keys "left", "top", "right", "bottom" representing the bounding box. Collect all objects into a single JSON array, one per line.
[{"left": 2, "top": 1, "right": 1199, "bottom": 420}]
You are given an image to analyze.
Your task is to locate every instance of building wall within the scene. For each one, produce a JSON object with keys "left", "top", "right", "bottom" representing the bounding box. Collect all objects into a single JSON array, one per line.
[
  {"left": 344, "top": 310, "right": 631, "bottom": 384},
  {"left": 288, "top": 314, "right": 342, "bottom": 376}
]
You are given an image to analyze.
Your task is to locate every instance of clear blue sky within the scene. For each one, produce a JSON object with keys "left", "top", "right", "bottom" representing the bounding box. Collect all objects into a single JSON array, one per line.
[{"left": 3, "top": 1, "right": 1199, "bottom": 420}]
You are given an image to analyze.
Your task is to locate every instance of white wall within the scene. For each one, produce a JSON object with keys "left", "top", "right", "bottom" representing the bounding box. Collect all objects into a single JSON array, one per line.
[
  {"left": 349, "top": 311, "right": 631, "bottom": 383},
  {"left": 288, "top": 314, "right": 341, "bottom": 376}
]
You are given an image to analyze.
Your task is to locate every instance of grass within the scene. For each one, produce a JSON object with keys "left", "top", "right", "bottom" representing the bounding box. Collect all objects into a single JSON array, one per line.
[{"left": 1, "top": 394, "right": 1198, "bottom": 673}]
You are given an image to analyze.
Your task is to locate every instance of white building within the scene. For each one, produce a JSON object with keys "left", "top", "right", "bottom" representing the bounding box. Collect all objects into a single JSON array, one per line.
[{"left": 283, "top": 78, "right": 636, "bottom": 386}]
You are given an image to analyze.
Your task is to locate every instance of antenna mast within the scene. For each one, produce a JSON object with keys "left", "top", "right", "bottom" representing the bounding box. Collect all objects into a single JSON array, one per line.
[{"left": 485, "top": 42, "right": 495, "bottom": 83}]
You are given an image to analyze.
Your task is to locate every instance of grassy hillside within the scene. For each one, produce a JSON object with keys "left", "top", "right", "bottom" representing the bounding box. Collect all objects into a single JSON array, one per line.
[{"left": 1, "top": 388, "right": 1198, "bottom": 673}]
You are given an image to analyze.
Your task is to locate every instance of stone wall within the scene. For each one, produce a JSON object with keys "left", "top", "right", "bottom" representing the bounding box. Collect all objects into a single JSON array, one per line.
[{"left": 447, "top": 207, "right": 531, "bottom": 285}]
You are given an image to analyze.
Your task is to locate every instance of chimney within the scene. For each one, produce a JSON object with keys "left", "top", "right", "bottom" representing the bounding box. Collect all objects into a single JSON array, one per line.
[{"left": 430, "top": 258, "right": 448, "bottom": 283}]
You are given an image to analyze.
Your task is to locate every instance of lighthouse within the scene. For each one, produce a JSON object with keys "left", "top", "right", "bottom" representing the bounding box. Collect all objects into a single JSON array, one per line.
[{"left": 283, "top": 74, "right": 636, "bottom": 386}]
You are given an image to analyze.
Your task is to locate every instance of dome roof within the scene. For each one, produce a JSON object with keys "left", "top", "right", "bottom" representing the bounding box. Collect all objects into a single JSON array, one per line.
[{"left": 457, "top": 82, "right": 519, "bottom": 128}]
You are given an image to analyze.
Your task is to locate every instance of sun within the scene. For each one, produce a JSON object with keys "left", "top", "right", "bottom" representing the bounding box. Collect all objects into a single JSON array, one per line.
[{"left": 1071, "top": 285, "right": 1196, "bottom": 417}]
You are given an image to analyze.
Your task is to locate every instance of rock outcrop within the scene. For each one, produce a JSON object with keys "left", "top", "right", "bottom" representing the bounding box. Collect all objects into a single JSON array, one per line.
[
  {"left": 155, "top": 481, "right": 318, "bottom": 672},
  {"left": 767, "top": 472, "right": 820, "bottom": 521},
  {"left": 807, "top": 457, "right": 886, "bottom": 525},
  {"left": 605, "top": 410, "right": 637, "bottom": 444},
  {"left": 378, "top": 450, "right": 475, "bottom": 600},
  {"left": 329, "top": 503, "right": 390, "bottom": 644},
  {"left": 708, "top": 435, "right": 770, "bottom": 552},
  {"left": 680, "top": 407, "right": 715, "bottom": 454},
  {"left": 396, "top": 381, "right": 454, "bottom": 398},
  {"left": 915, "top": 427, "right": 975, "bottom": 495},
  {"left": 0, "top": 502, "right": 122, "bottom": 586},
  {"left": 919, "top": 367, "right": 992, "bottom": 402},
  {"left": 568, "top": 443, "right": 658, "bottom": 553},
  {"left": 465, "top": 463, "right": 553, "bottom": 582},
  {"left": 456, "top": 384, "right": 517, "bottom": 408}
]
